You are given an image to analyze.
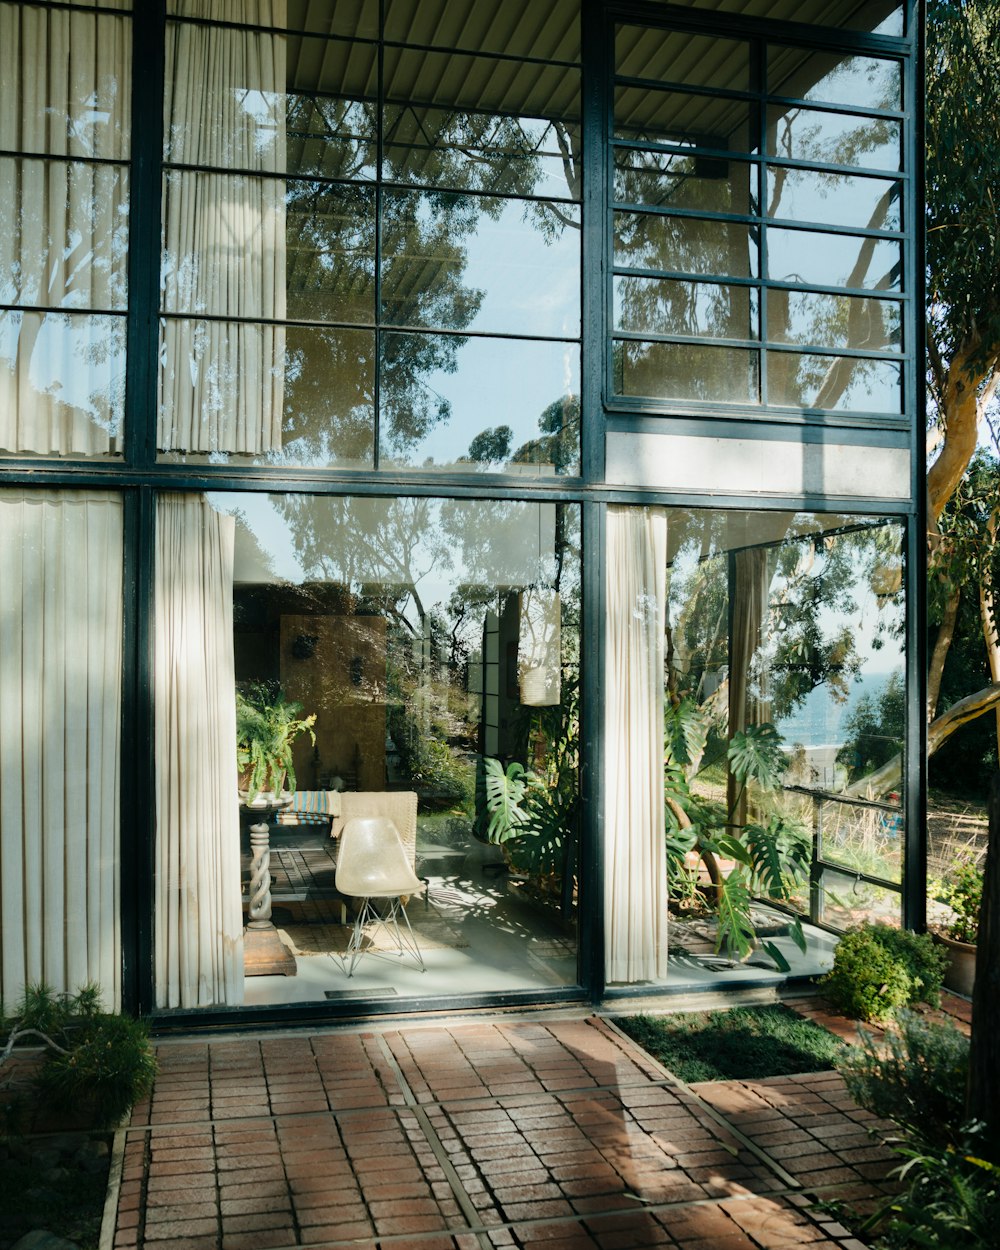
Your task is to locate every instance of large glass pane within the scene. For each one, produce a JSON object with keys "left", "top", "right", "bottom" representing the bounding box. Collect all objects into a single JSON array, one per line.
[
  {"left": 158, "top": 321, "right": 375, "bottom": 467},
  {"left": 766, "top": 168, "right": 901, "bottom": 230},
  {"left": 616, "top": 27, "right": 750, "bottom": 92},
  {"left": 767, "top": 351, "right": 902, "bottom": 412},
  {"left": 155, "top": 490, "right": 581, "bottom": 1009},
  {"left": 381, "top": 191, "right": 580, "bottom": 338},
  {"left": 164, "top": 25, "right": 378, "bottom": 180},
  {"left": 615, "top": 151, "right": 758, "bottom": 214},
  {"left": 662, "top": 509, "right": 906, "bottom": 953},
  {"left": 384, "top": 50, "right": 580, "bottom": 199},
  {"left": 0, "top": 489, "right": 123, "bottom": 1006},
  {"left": 285, "top": 182, "right": 375, "bottom": 324},
  {"left": 767, "top": 105, "right": 901, "bottom": 172},
  {"left": 0, "top": 5, "right": 131, "bottom": 160},
  {"left": 0, "top": 311, "right": 125, "bottom": 456},
  {"left": 767, "top": 290, "right": 902, "bottom": 352},
  {"left": 168, "top": 0, "right": 380, "bottom": 39},
  {"left": 0, "top": 158, "right": 129, "bottom": 311},
  {"left": 614, "top": 212, "right": 759, "bottom": 279},
  {"left": 385, "top": 0, "right": 581, "bottom": 61},
  {"left": 818, "top": 867, "right": 902, "bottom": 929},
  {"left": 615, "top": 87, "right": 754, "bottom": 155},
  {"left": 768, "top": 49, "right": 902, "bottom": 112},
  {"left": 614, "top": 276, "right": 758, "bottom": 341},
  {"left": 768, "top": 227, "right": 901, "bottom": 291},
  {"left": 162, "top": 174, "right": 376, "bottom": 326},
  {"left": 379, "top": 333, "right": 580, "bottom": 474},
  {"left": 614, "top": 339, "right": 758, "bottom": 403}
]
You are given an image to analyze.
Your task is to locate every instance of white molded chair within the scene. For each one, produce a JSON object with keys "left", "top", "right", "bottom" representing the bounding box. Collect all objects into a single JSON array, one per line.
[{"left": 335, "top": 816, "right": 426, "bottom": 976}]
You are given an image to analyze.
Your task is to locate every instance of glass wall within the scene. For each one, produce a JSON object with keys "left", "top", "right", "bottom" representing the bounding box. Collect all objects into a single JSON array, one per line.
[
  {"left": 152, "top": 490, "right": 581, "bottom": 1009},
  {"left": 611, "top": 23, "right": 906, "bottom": 417},
  {"left": 158, "top": 1, "right": 582, "bottom": 472},
  {"left": 661, "top": 508, "right": 906, "bottom": 942},
  {"left": 0, "top": 2, "right": 131, "bottom": 456}
]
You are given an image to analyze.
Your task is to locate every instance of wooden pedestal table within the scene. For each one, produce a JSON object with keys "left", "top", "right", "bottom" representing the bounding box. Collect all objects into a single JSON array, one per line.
[{"left": 241, "top": 795, "right": 297, "bottom": 977}]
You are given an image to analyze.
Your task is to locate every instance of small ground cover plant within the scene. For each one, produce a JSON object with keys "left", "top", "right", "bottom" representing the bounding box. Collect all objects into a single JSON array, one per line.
[{"left": 614, "top": 1003, "right": 844, "bottom": 1082}]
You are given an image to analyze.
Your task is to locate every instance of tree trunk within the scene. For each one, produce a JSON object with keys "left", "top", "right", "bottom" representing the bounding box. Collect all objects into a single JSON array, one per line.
[
  {"left": 980, "top": 509, "right": 1000, "bottom": 765},
  {"left": 967, "top": 772, "right": 1000, "bottom": 1154},
  {"left": 928, "top": 586, "right": 960, "bottom": 721},
  {"left": 927, "top": 348, "right": 984, "bottom": 523}
]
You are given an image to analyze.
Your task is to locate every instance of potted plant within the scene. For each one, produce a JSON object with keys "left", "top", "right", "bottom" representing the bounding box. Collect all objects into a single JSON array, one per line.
[
  {"left": 932, "top": 859, "right": 982, "bottom": 996},
  {"left": 236, "top": 683, "right": 316, "bottom": 802}
]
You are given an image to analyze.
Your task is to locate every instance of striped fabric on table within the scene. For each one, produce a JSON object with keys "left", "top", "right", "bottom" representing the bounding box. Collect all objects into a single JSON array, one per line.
[{"left": 275, "top": 790, "right": 342, "bottom": 825}]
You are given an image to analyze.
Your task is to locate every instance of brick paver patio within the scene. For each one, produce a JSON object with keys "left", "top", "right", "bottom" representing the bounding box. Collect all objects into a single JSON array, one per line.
[{"left": 109, "top": 1008, "right": 909, "bottom": 1250}]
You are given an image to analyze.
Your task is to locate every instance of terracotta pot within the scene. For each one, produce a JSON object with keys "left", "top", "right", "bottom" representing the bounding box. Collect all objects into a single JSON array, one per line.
[{"left": 933, "top": 929, "right": 977, "bottom": 997}]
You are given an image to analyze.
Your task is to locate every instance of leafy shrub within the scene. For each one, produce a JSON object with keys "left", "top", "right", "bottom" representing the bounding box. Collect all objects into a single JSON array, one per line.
[
  {"left": 820, "top": 922, "right": 949, "bottom": 1021},
  {"left": 837, "top": 1010, "right": 969, "bottom": 1146},
  {"left": 2, "top": 983, "right": 157, "bottom": 1129},
  {"left": 870, "top": 1133, "right": 1000, "bottom": 1250},
  {"left": 937, "top": 860, "right": 983, "bottom": 944}
]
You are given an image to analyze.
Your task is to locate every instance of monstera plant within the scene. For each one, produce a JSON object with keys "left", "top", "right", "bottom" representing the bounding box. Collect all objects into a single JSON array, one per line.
[{"left": 664, "top": 701, "right": 810, "bottom": 970}]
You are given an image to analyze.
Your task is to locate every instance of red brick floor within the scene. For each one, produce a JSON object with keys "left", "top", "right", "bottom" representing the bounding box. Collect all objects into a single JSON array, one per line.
[{"left": 111, "top": 1013, "right": 906, "bottom": 1250}]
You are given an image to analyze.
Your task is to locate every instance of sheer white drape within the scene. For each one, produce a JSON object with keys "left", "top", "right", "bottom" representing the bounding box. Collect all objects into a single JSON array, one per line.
[
  {"left": 605, "top": 505, "right": 669, "bottom": 983},
  {"left": 160, "top": 2, "right": 287, "bottom": 454},
  {"left": 0, "top": 5, "right": 130, "bottom": 454},
  {"left": 0, "top": 490, "right": 122, "bottom": 1006},
  {"left": 155, "top": 495, "right": 244, "bottom": 1008}
]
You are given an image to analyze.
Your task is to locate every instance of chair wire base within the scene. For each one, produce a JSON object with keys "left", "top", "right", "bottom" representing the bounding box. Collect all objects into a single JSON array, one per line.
[{"left": 343, "top": 895, "right": 426, "bottom": 976}]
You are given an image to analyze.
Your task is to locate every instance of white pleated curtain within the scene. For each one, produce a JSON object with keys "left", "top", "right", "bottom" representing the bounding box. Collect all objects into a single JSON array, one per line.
[
  {"left": 0, "top": 5, "right": 130, "bottom": 454},
  {"left": 0, "top": 490, "right": 123, "bottom": 1006},
  {"left": 605, "top": 505, "right": 669, "bottom": 983},
  {"left": 155, "top": 495, "right": 244, "bottom": 1008},
  {"left": 160, "top": 1, "right": 287, "bottom": 454}
]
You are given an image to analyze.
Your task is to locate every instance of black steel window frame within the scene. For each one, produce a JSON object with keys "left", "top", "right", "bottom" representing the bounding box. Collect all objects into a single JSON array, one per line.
[
  {"left": 605, "top": 2, "right": 915, "bottom": 427},
  {"left": 156, "top": 5, "right": 585, "bottom": 474}
]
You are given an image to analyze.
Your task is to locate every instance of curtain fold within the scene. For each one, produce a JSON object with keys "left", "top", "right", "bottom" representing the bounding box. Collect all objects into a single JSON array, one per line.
[
  {"left": 605, "top": 505, "right": 669, "bottom": 983},
  {"left": 0, "top": 490, "right": 122, "bottom": 1006},
  {"left": 0, "top": 5, "right": 130, "bottom": 454},
  {"left": 159, "top": 2, "right": 287, "bottom": 454},
  {"left": 155, "top": 495, "right": 244, "bottom": 1008}
]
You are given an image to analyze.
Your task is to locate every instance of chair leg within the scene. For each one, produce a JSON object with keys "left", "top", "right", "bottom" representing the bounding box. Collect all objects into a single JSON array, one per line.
[
  {"left": 383, "top": 896, "right": 425, "bottom": 973},
  {"left": 342, "top": 895, "right": 425, "bottom": 976},
  {"left": 343, "top": 897, "right": 379, "bottom": 977}
]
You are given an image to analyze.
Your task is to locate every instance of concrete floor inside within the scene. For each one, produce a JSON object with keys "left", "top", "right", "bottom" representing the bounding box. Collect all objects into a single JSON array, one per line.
[{"left": 244, "top": 834, "right": 837, "bottom": 1009}]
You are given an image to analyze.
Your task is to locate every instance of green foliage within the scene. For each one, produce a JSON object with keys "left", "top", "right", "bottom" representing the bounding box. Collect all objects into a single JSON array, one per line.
[
  {"left": 664, "top": 701, "right": 809, "bottom": 968},
  {"left": 2, "top": 984, "right": 157, "bottom": 1130},
  {"left": 926, "top": 0, "right": 1000, "bottom": 375},
  {"left": 483, "top": 758, "right": 536, "bottom": 843},
  {"left": 406, "top": 735, "right": 474, "bottom": 809},
  {"left": 937, "top": 859, "right": 983, "bottom": 944},
  {"left": 615, "top": 1004, "right": 844, "bottom": 1083},
  {"left": 727, "top": 723, "right": 785, "bottom": 792},
  {"left": 236, "top": 682, "right": 316, "bottom": 800},
  {"left": 869, "top": 1133, "right": 1000, "bottom": 1250},
  {"left": 819, "top": 923, "right": 950, "bottom": 1021},
  {"left": 838, "top": 1010, "right": 969, "bottom": 1148},
  {"left": 665, "top": 696, "right": 709, "bottom": 772},
  {"left": 837, "top": 671, "right": 905, "bottom": 783},
  {"left": 481, "top": 678, "right": 580, "bottom": 892}
]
